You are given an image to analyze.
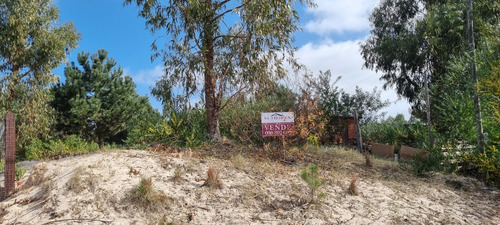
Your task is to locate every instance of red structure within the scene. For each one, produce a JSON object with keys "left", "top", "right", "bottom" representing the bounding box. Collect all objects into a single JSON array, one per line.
[
  {"left": 4, "top": 113, "right": 16, "bottom": 197},
  {"left": 331, "top": 117, "right": 356, "bottom": 144}
]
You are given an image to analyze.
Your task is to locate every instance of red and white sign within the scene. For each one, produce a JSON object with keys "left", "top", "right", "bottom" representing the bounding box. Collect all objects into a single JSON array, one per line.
[{"left": 261, "top": 112, "right": 295, "bottom": 137}]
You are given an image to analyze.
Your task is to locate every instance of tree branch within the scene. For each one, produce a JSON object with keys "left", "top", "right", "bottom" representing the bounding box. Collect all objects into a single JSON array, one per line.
[
  {"left": 213, "top": 3, "right": 246, "bottom": 22},
  {"left": 220, "top": 83, "right": 248, "bottom": 111},
  {"left": 214, "top": 34, "right": 248, "bottom": 41}
]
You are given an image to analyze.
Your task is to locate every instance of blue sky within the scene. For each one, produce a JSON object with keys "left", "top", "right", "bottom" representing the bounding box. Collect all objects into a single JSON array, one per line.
[{"left": 53, "top": 0, "right": 411, "bottom": 118}]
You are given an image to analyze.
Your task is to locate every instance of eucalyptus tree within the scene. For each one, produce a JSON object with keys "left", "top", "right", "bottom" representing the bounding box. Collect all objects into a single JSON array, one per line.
[
  {"left": 0, "top": 0, "right": 80, "bottom": 154},
  {"left": 361, "top": 0, "right": 499, "bottom": 150},
  {"left": 124, "top": 0, "right": 315, "bottom": 141}
]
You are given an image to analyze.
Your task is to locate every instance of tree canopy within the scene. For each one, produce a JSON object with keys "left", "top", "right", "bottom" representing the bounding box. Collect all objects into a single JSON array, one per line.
[
  {"left": 125, "top": 0, "right": 315, "bottom": 140},
  {"left": 52, "top": 49, "right": 148, "bottom": 149},
  {"left": 0, "top": 0, "right": 80, "bottom": 155}
]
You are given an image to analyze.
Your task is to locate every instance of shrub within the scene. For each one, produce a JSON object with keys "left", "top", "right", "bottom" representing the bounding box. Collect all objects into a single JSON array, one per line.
[
  {"left": 126, "top": 177, "right": 171, "bottom": 212},
  {"left": 300, "top": 164, "right": 327, "bottom": 203},
  {"left": 25, "top": 135, "right": 99, "bottom": 160},
  {"left": 459, "top": 146, "right": 500, "bottom": 187},
  {"left": 0, "top": 159, "right": 30, "bottom": 181},
  {"left": 399, "top": 151, "right": 444, "bottom": 177},
  {"left": 127, "top": 108, "right": 207, "bottom": 148}
]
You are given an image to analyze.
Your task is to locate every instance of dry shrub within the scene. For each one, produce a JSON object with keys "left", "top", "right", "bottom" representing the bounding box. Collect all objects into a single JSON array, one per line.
[
  {"left": 66, "top": 167, "right": 98, "bottom": 193},
  {"left": 23, "top": 163, "right": 48, "bottom": 189},
  {"left": 231, "top": 153, "right": 246, "bottom": 170},
  {"left": 171, "top": 166, "right": 184, "bottom": 183},
  {"left": 365, "top": 151, "right": 372, "bottom": 167},
  {"left": 202, "top": 166, "right": 223, "bottom": 189},
  {"left": 67, "top": 167, "right": 84, "bottom": 193},
  {"left": 126, "top": 177, "right": 172, "bottom": 212},
  {"left": 348, "top": 177, "right": 359, "bottom": 196}
]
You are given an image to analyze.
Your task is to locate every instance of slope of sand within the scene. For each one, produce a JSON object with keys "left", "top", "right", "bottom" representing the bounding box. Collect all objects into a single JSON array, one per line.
[{"left": 0, "top": 147, "right": 499, "bottom": 225}]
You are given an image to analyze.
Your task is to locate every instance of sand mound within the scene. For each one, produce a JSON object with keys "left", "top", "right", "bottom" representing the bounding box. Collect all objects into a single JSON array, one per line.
[{"left": 0, "top": 148, "right": 499, "bottom": 224}]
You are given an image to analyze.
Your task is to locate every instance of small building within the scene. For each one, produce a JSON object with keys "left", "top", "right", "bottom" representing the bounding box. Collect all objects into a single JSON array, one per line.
[{"left": 330, "top": 116, "right": 356, "bottom": 145}]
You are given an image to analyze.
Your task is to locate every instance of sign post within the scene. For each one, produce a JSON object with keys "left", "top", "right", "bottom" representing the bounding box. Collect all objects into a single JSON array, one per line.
[{"left": 261, "top": 112, "right": 295, "bottom": 137}]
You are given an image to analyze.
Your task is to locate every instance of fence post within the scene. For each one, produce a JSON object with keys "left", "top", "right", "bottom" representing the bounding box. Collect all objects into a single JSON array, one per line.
[
  {"left": 354, "top": 109, "right": 363, "bottom": 153},
  {"left": 4, "top": 113, "right": 16, "bottom": 197}
]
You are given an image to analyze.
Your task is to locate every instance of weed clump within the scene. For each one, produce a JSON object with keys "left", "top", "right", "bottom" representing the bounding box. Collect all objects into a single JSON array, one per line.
[
  {"left": 66, "top": 167, "right": 98, "bottom": 193},
  {"left": 171, "top": 166, "right": 185, "bottom": 183},
  {"left": 126, "top": 177, "right": 172, "bottom": 212},
  {"left": 348, "top": 177, "right": 359, "bottom": 195},
  {"left": 202, "top": 166, "right": 223, "bottom": 189},
  {"left": 300, "top": 164, "right": 327, "bottom": 203}
]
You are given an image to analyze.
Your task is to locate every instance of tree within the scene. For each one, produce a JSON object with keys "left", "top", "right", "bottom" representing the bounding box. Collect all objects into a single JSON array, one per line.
[
  {"left": 52, "top": 49, "right": 148, "bottom": 149},
  {"left": 124, "top": 0, "right": 314, "bottom": 141},
  {"left": 361, "top": 0, "right": 499, "bottom": 151},
  {"left": 314, "top": 70, "right": 390, "bottom": 124},
  {"left": 0, "top": 0, "right": 80, "bottom": 156}
]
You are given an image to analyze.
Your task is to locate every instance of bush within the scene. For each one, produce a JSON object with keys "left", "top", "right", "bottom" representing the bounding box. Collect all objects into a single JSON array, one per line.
[
  {"left": 399, "top": 151, "right": 444, "bottom": 177},
  {"left": 127, "top": 107, "right": 207, "bottom": 148},
  {"left": 0, "top": 159, "right": 28, "bottom": 181},
  {"left": 362, "top": 115, "right": 429, "bottom": 150},
  {"left": 25, "top": 135, "right": 99, "bottom": 160},
  {"left": 459, "top": 146, "right": 500, "bottom": 187}
]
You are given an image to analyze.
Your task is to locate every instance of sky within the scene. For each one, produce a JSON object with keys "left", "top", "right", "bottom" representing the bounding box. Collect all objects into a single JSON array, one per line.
[{"left": 53, "top": 0, "right": 411, "bottom": 119}]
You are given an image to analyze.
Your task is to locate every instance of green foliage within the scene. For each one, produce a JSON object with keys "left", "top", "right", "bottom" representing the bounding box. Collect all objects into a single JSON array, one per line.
[
  {"left": 25, "top": 135, "right": 99, "bottom": 160},
  {"left": 125, "top": 0, "right": 315, "bottom": 140},
  {"left": 220, "top": 85, "right": 297, "bottom": 145},
  {"left": 400, "top": 151, "right": 444, "bottom": 177},
  {"left": 0, "top": 0, "right": 80, "bottom": 157},
  {"left": 313, "top": 70, "right": 390, "bottom": 124},
  {"left": 300, "top": 164, "right": 327, "bottom": 203},
  {"left": 129, "top": 106, "right": 208, "bottom": 148},
  {"left": 459, "top": 146, "right": 500, "bottom": 187},
  {"left": 52, "top": 49, "right": 148, "bottom": 149},
  {"left": 362, "top": 115, "right": 429, "bottom": 150},
  {"left": 127, "top": 177, "right": 171, "bottom": 212},
  {"left": 0, "top": 159, "right": 29, "bottom": 181},
  {"left": 15, "top": 164, "right": 27, "bottom": 181},
  {"left": 307, "top": 135, "right": 319, "bottom": 147},
  {"left": 107, "top": 99, "right": 163, "bottom": 146}
]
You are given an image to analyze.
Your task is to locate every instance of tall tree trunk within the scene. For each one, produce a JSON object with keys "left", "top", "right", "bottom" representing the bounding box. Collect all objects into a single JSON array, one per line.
[
  {"left": 98, "top": 135, "right": 104, "bottom": 150},
  {"left": 424, "top": 64, "right": 433, "bottom": 148},
  {"left": 203, "top": 1, "right": 221, "bottom": 142},
  {"left": 467, "top": 0, "right": 484, "bottom": 153}
]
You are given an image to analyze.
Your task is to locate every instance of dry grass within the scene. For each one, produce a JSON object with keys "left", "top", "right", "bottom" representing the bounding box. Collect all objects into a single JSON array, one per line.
[
  {"left": 66, "top": 167, "right": 98, "bottom": 193},
  {"left": 125, "top": 177, "right": 173, "bottom": 212},
  {"left": 23, "top": 163, "right": 48, "bottom": 189},
  {"left": 67, "top": 167, "right": 85, "bottom": 193},
  {"left": 365, "top": 151, "right": 372, "bottom": 167},
  {"left": 171, "top": 166, "right": 184, "bottom": 183},
  {"left": 230, "top": 153, "right": 246, "bottom": 170},
  {"left": 348, "top": 177, "right": 359, "bottom": 196},
  {"left": 202, "top": 166, "right": 223, "bottom": 189}
]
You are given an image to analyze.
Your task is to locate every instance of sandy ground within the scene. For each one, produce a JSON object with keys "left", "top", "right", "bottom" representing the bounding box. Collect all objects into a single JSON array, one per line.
[{"left": 0, "top": 147, "right": 499, "bottom": 225}]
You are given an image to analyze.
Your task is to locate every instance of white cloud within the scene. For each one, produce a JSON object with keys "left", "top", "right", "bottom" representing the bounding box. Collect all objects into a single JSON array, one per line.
[
  {"left": 305, "top": 0, "right": 379, "bottom": 35},
  {"left": 295, "top": 38, "right": 411, "bottom": 119},
  {"left": 126, "top": 65, "right": 164, "bottom": 86}
]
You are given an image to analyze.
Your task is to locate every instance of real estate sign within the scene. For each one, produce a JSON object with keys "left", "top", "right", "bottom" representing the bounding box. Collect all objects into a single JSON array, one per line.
[{"left": 261, "top": 112, "right": 294, "bottom": 137}]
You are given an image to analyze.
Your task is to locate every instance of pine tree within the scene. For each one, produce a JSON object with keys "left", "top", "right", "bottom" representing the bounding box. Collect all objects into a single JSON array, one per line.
[{"left": 52, "top": 49, "right": 148, "bottom": 149}]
